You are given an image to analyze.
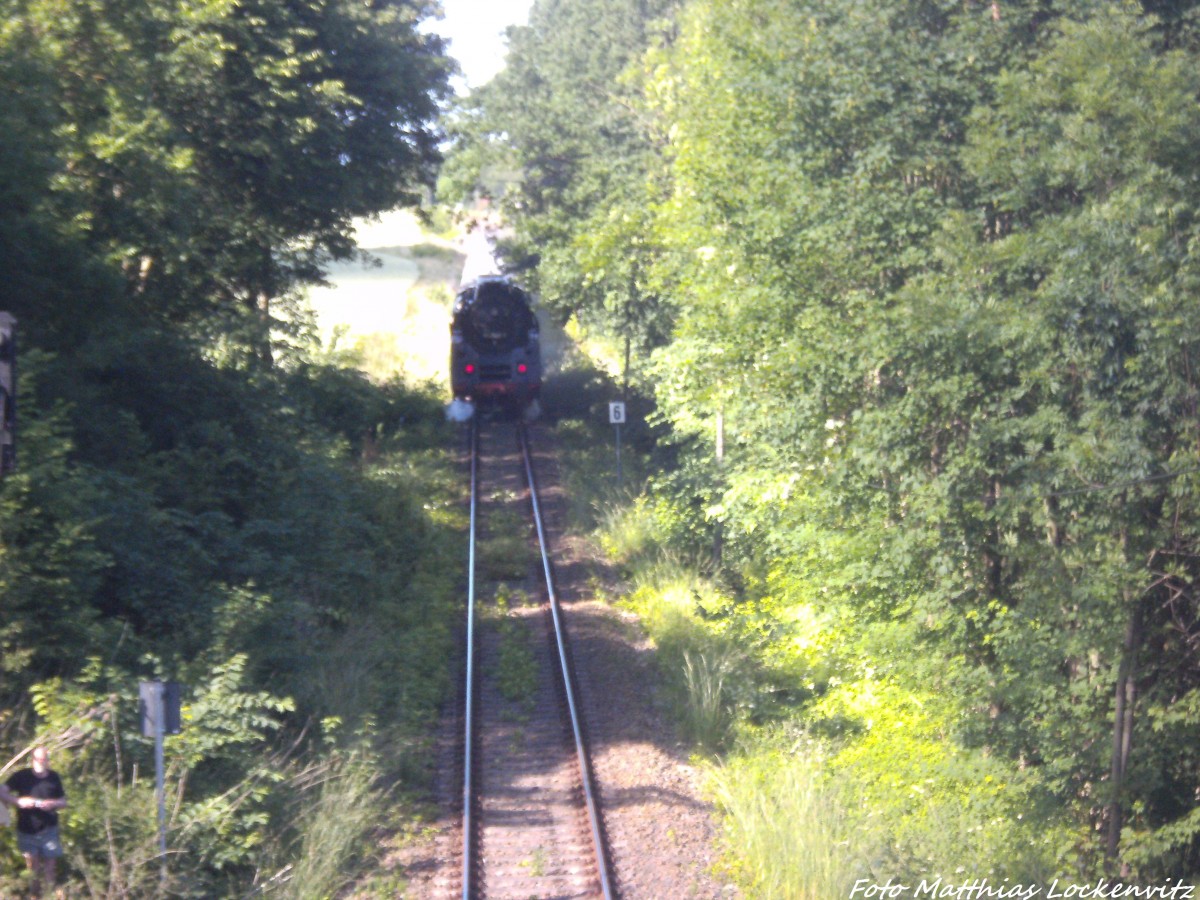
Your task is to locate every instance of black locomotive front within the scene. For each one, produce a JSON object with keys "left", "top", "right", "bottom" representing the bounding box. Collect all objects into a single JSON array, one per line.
[{"left": 450, "top": 276, "right": 541, "bottom": 409}]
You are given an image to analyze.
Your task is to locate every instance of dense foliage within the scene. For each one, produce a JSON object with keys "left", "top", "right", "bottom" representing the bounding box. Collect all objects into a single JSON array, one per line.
[
  {"left": 447, "top": 0, "right": 1200, "bottom": 885},
  {"left": 0, "top": 0, "right": 457, "bottom": 895},
  {"left": 438, "top": 0, "right": 678, "bottom": 365}
]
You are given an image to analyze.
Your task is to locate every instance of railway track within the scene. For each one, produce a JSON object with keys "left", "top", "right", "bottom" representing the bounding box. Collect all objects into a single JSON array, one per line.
[{"left": 455, "top": 417, "right": 613, "bottom": 899}]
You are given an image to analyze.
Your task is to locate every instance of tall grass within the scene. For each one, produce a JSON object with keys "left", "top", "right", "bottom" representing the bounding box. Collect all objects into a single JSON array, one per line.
[
  {"left": 708, "top": 751, "right": 858, "bottom": 900},
  {"left": 596, "top": 496, "right": 659, "bottom": 564},
  {"left": 681, "top": 648, "right": 736, "bottom": 751},
  {"left": 611, "top": 543, "right": 748, "bottom": 752},
  {"left": 277, "top": 749, "right": 381, "bottom": 900}
]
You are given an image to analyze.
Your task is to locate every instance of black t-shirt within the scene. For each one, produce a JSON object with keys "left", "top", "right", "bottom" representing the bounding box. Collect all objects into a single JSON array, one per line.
[{"left": 5, "top": 768, "right": 65, "bottom": 834}]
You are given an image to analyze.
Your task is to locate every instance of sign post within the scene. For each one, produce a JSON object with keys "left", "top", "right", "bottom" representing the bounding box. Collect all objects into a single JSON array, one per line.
[
  {"left": 140, "top": 681, "right": 182, "bottom": 885},
  {"left": 609, "top": 402, "right": 626, "bottom": 490}
]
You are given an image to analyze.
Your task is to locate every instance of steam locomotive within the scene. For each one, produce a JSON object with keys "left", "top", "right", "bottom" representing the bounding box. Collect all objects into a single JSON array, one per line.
[{"left": 450, "top": 275, "right": 542, "bottom": 412}]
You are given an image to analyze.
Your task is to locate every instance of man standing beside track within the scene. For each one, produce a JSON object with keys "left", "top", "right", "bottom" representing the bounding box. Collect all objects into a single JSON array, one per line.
[{"left": 1, "top": 746, "right": 68, "bottom": 898}]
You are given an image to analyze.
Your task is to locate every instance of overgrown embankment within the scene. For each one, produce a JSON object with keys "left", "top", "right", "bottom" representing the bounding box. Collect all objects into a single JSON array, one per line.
[{"left": 0, "top": 0, "right": 461, "bottom": 894}]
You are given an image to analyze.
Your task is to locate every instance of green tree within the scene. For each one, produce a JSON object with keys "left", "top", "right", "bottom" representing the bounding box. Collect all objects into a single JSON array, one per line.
[
  {"left": 6, "top": 0, "right": 450, "bottom": 356},
  {"left": 0, "top": 1, "right": 461, "bottom": 892},
  {"left": 437, "top": 0, "right": 1200, "bottom": 881},
  {"left": 645, "top": 0, "right": 1200, "bottom": 877},
  {"left": 441, "top": 0, "right": 676, "bottom": 365},
  {"left": 0, "top": 383, "right": 110, "bottom": 694},
  {"left": 932, "top": 8, "right": 1200, "bottom": 871}
]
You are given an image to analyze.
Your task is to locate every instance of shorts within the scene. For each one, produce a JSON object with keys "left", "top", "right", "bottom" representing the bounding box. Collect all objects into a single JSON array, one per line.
[{"left": 17, "top": 826, "right": 63, "bottom": 858}]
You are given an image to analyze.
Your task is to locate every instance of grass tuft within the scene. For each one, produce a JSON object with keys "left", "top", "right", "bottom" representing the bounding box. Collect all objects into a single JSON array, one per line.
[
  {"left": 681, "top": 647, "right": 737, "bottom": 751},
  {"left": 709, "top": 749, "right": 859, "bottom": 900},
  {"left": 281, "top": 749, "right": 382, "bottom": 900}
]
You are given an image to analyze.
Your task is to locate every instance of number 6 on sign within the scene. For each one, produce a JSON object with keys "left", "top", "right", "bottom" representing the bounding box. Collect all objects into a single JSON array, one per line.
[{"left": 609, "top": 402, "right": 626, "bottom": 425}]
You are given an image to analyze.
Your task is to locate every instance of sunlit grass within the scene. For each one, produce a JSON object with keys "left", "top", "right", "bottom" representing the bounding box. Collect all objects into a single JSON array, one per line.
[
  {"left": 681, "top": 647, "right": 737, "bottom": 750},
  {"left": 596, "top": 496, "right": 658, "bottom": 563},
  {"left": 708, "top": 748, "right": 858, "bottom": 900}
]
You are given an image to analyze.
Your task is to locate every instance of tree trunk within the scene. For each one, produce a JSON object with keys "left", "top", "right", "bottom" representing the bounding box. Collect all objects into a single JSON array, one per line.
[
  {"left": 713, "top": 407, "right": 724, "bottom": 569},
  {"left": 623, "top": 331, "right": 631, "bottom": 404},
  {"left": 255, "top": 290, "right": 274, "bottom": 367},
  {"left": 1106, "top": 597, "right": 1144, "bottom": 871}
]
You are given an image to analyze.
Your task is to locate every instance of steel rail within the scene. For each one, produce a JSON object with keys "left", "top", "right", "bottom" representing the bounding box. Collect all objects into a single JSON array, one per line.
[
  {"left": 519, "top": 425, "right": 614, "bottom": 900},
  {"left": 461, "top": 418, "right": 478, "bottom": 900}
]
